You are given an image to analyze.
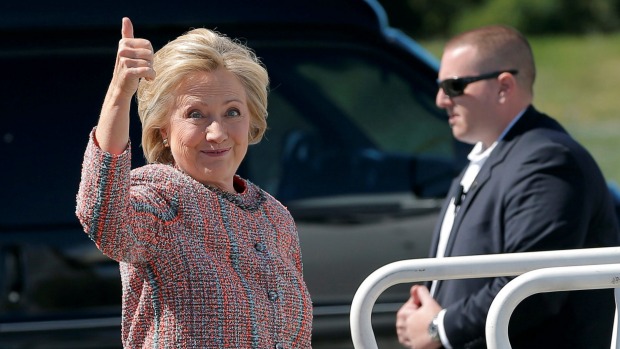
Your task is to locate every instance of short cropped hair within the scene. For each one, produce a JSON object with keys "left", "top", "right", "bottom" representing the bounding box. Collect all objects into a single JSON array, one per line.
[
  {"left": 137, "top": 28, "right": 269, "bottom": 164},
  {"left": 446, "top": 25, "right": 536, "bottom": 93}
]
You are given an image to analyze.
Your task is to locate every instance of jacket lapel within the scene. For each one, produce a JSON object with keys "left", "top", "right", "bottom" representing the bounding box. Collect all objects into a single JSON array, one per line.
[
  {"left": 431, "top": 106, "right": 566, "bottom": 296},
  {"left": 441, "top": 106, "right": 542, "bottom": 257},
  {"left": 428, "top": 176, "right": 465, "bottom": 257}
]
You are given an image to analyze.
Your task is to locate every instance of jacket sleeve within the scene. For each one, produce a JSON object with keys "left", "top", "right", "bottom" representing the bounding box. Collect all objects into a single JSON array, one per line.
[{"left": 75, "top": 130, "right": 175, "bottom": 263}]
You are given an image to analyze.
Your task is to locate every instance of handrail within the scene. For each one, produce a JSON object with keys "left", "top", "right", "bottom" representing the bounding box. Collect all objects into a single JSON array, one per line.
[
  {"left": 350, "top": 247, "right": 620, "bottom": 349},
  {"left": 486, "top": 264, "right": 620, "bottom": 349}
]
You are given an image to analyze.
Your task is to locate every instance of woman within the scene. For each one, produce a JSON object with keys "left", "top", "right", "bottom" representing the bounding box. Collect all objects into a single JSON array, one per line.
[{"left": 76, "top": 17, "right": 312, "bottom": 348}]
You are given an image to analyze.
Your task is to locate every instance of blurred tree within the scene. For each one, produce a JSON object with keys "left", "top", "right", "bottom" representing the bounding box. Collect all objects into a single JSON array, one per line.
[
  {"left": 454, "top": 0, "right": 620, "bottom": 35},
  {"left": 377, "top": 0, "right": 620, "bottom": 39},
  {"left": 377, "top": 0, "right": 473, "bottom": 39}
]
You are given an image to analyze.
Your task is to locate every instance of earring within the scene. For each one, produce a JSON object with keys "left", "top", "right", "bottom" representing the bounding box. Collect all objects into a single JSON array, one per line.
[{"left": 163, "top": 138, "right": 169, "bottom": 147}]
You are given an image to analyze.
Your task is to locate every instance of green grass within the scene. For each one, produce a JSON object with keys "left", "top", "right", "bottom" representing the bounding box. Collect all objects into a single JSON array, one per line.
[{"left": 420, "top": 34, "right": 620, "bottom": 184}]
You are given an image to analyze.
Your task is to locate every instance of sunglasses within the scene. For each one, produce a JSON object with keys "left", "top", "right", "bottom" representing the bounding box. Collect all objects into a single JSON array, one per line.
[{"left": 437, "top": 69, "right": 519, "bottom": 97}]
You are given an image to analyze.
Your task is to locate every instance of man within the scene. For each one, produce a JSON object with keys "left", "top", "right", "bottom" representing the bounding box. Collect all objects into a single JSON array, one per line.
[{"left": 396, "top": 25, "right": 620, "bottom": 349}]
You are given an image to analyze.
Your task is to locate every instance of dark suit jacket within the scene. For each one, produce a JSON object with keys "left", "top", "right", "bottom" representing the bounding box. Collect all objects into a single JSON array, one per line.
[{"left": 429, "top": 106, "right": 620, "bottom": 349}]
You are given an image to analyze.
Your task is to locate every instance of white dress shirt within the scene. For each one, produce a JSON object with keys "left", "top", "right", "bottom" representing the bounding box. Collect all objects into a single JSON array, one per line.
[{"left": 430, "top": 108, "right": 526, "bottom": 348}]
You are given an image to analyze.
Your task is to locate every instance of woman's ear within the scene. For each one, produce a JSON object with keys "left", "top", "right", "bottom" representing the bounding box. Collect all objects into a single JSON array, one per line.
[
  {"left": 160, "top": 128, "right": 168, "bottom": 141},
  {"left": 159, "top": 128, "right": 170, "bottom": 147}
]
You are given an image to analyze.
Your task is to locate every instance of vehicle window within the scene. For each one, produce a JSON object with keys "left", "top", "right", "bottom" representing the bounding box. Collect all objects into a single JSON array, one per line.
[
  {"left": 0, "top": 50, "right": 144, "bottom": 227},
  {"left": 295, "top": 50, "right": 449, "bottom": 155},
  {"left": 243, "top": 43, "right": 457, "bottom": 210}
]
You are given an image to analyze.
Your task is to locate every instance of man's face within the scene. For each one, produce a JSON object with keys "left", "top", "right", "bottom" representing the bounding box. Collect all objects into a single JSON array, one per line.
[{"left": 436, "top": 45, "right": 501, "bottom": 146}]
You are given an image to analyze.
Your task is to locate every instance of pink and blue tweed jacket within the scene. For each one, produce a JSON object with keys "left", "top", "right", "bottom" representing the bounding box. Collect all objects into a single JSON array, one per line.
[{"left": 76, "top": 132, "right": 313, "bottom": 348}]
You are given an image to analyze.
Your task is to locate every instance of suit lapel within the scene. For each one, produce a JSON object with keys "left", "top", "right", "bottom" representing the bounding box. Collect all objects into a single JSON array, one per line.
[
  {"left": 441, "top": 106, "right": 543, "bottom": 257},
  {"left": 428, "top": 176, "right": 465, "bottom": 257},
  {"left": 432, "top": 106, "right": 566, "bottom": 296}
]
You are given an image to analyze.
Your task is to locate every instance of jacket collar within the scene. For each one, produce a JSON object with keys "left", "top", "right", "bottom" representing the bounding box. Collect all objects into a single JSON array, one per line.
[{"left": 434, "top": 105, "right": 551, "bottom": 257}]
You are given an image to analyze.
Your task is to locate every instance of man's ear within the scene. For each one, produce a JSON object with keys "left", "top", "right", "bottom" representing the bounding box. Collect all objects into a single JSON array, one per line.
[{"left": 498, "top": 72, "right": 516, "bottom": 100}]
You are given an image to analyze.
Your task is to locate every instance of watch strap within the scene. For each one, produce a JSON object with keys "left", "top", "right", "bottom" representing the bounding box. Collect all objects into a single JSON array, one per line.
[{"left": 428, "top": 314, "right": 441, "bottom": 342}]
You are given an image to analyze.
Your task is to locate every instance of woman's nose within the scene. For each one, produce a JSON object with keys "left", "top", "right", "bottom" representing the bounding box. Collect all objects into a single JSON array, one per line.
[{"left": 205, "top": 121, "right": 226, "bottom": 143}]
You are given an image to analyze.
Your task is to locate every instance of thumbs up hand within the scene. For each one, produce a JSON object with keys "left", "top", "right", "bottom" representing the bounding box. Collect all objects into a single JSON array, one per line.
[
  {"left": 95, "top": 17, "right": 156, "bottom": 155},
  {"left": 111, "top": 17, "right": 156, "bottom": 98}
]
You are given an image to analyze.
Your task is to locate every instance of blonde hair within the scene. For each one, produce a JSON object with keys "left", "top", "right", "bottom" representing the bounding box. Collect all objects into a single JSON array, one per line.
[{"left": 137, "top": 28, "right": 269, "bottom": 164}]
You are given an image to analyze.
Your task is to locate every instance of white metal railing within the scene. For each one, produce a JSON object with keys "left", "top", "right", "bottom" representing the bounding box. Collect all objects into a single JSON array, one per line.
[
  {"left": 486, "top": 264, "right": 620, "bottom": 348},
  {"left": 350, "top": 247, "right": 620, "bottom": 349}
]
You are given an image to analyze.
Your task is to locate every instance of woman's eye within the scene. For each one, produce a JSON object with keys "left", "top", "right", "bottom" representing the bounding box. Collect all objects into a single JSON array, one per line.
[
  {"left": 189, "top": 111, "right": 203, "bottom": 119},
  {"left": 226, "top": 108, "right": 241, "bottom": 117}
]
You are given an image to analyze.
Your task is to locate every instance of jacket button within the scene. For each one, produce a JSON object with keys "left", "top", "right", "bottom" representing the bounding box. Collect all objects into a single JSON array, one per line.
[
  {"left": 275, "top": 343, "right": 285, "bottom": 349},
  {"left": 254, "top": 242, "right": 266, "bottom": 252},
  {"left": 268, "top": 291, "right": 279, "bottom": 301}
]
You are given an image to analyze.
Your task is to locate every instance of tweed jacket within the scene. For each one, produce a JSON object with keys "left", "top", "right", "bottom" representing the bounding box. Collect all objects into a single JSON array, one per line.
[{"left": 76, "top": 131, "right": 313, "bottom": 349}]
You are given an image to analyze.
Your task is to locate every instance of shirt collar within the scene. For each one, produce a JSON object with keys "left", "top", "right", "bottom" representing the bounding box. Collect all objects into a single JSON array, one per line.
[
  {"left": 467, "top": 141, "right": 496, "bottom": 163},
  {"left": 498, "top": 107, "right": 527, "bottom": 141},
  {"left": 469, "top": 107, "right": 528, "bottom": 159}
]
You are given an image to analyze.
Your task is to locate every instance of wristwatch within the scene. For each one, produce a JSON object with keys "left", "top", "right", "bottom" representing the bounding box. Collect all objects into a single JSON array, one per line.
[{"left": 428, "top": 315, "right": 441, "bottom": 342}]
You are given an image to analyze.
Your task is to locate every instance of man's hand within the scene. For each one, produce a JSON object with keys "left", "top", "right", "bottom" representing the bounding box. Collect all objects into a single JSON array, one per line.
[{"left": 396, "top": 285, "right": 443, "bottom": 349}]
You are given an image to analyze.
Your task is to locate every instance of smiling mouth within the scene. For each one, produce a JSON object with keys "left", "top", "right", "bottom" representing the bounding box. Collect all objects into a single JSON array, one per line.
[{"left": 203, "top": 148, "right": 230, "bottom": 156}]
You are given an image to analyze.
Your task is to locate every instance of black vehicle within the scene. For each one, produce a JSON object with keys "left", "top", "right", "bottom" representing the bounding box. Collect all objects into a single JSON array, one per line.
[{"left": 5, "top": 1, "right": 615, "bottom": 348}]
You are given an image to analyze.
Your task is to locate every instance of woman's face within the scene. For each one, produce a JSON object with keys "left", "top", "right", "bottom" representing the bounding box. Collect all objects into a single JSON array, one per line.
[{"left": 162, "top": 68, "right": 250, "bottom": 192}]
